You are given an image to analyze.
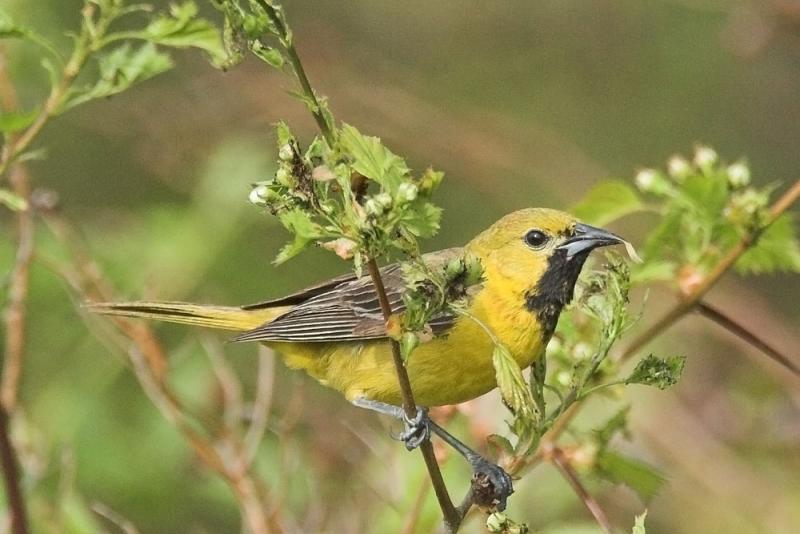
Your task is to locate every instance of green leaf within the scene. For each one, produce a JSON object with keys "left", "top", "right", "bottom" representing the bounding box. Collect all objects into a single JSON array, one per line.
[
  {"left": 597, "top": 451, "right": 666, "bottom": 503},
  {"left": 632, "top": 510, "right": 648, "bottom": 534},
  {"left": 274, "top": 209, "right": 322, "bottom": 264},
  {"left": 131, "top": 1, "right": 228, "bottom": 67},
  {"left": 0, "top": 8, "right": 62, "bottom": 61},
  {"left": 251, "top": 41, "right": 284, "bottom": 69},
  {"left": 0, "top": 109, "right": 37, "bottom": 134},
  {"left": 63, "top": 43, "right": 173, "bottom": 111},
  {"left": 0, "top": 188, "right": 28, "bottom": 211},
  {"left": 339, "top": 123, "right": 409, "bottom": 191},
  {"left": 0, "top": 8, "right": 25, "bottom": 38},
  {"left": 492, "top": 344, "right": 536, "bottom": 433},
  {"left": 593, "top": 406, "right": 630, "bottom": 453},
  {"left": 630, "top": 260, "right": 676, "bottom": 284},
  {"left": 401, "top": 201, "right": 442, "bottom": 238},
  {"left": 625, "top": 354, "right": 685, "bottom": 390},
  {"left": 736, "top": 214, "right": 800, "bottom": 274},
  {"left": 571, "top": 180, "right": 643, "bottom": 226}
]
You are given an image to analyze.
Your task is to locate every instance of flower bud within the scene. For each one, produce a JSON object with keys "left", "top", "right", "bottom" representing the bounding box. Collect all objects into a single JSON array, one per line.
[
  {"left": 694, "top": 145, "right": 718, "bottom": 172},
  {"left": 364, "top": 198, "right": 383, "bottom": 216},
  {"left": 375, "top": 192, "right": 393, "bottom": 208},
  {"left": 635, "top": 169, "right": 673, "bottom": 196},
  {"left": 249, "top": 185, "right": 270, "bottom": 206},
  {"left": 278, "top": 143, "right": 294, "bottom": 162},
  {"left": 275, "top": 167, "right": 293, "bottom": 187},
  {"left": 397, "top": 182, "right": 418, "bottom": 203},
  {"left": 667, "top": 155, "right": 691, "bottom": 181},
  {"left": 727, "top": 161, "right": 750, "bottom": 188}
]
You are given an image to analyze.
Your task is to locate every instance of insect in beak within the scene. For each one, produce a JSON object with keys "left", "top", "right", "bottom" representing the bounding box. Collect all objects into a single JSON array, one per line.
[{"left": 558, "top": 222, "right": 626, "bottom": 260}]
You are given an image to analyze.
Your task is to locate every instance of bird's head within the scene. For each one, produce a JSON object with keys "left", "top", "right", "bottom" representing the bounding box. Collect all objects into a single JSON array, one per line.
[{"left": 466, "top": 208, "right": 626, "bottom": 331}]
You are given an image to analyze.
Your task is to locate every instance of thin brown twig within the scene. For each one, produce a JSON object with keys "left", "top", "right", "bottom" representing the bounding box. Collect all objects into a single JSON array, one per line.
[
  {"left": 43, "top": 212, "right": 280, "bottom": 534},
  {"left": 243, "top": 347, "right": 276, "bottom": 469},
  {"left": 546, "top": 445, "right": 612, "bottom": 533},
  {"left": 0, "top": 405, "right": 28, "bottom": 534},
  {"left": 250, "top": 2, "right": 460, "bottom": 525},
  {"left": 696, "top": 300, "right": 800, "bottom": 377},
  {"left": 365, "top": 260, "right": 460, "bottom": 530},
  {"left": 0, "top": 46, "right": 32, "bottom": 534}
]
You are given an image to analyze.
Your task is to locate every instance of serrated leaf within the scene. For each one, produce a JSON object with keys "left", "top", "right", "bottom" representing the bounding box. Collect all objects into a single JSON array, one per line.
[
  {"left": 571, "top": 180, "right": 643, "bottom": 226},
  {"left": 273, "top": 209, "right": 322, "bottom": 264},
  {"left": 131, "top": 1, "right": 228, "bottom": 67},
  {"left": 487, "top": 434, "right": 514, "bottom": 456},
  {"left": 0, "top": 189, "right": 28, "bottom": 211},
  {"left": 339, "top": 123, "right": 409, "bottom": 191},
  {"left": 632, "top": 510, "right": 647, "bottom": 534},
  {"left": 736, "top": 214, "right": 800, "bottom": 274},
  {"left": 598, "top": 451, "right": 666, "bottom": 503},
  {"left": 63, "top": 43, "right": 173, "bottom": 111},
  {"left": 401, "top": 201, "right": 442, "bottom": 238},
  {"left": 0, "top": 109, "right": 37, "bottom": 134},
  {"left": 625, "top": 354, "right": 685, "bottom": 390},
  {"left": 492, "top": 344, "right": 536, "bottom": 433},
  {"left": 680, "top": 173, "right": 729, "bottom": 219},
  {"left": 251, "top": 41, "right": 284, "bottom": 69}
]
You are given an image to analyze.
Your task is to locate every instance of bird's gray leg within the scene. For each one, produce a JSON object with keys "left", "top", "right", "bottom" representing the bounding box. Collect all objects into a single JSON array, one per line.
[
  {"left": 352, "top": 398, "right": 514, "bottom": 510},
  {"left": 351, "top": 398, "right": 430, "bottom": 450}
]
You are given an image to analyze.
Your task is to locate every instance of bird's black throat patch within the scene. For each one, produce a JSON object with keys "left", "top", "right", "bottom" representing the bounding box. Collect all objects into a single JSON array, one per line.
[{"left": 525, "top": 248, "right": 589, "bottom": 340}]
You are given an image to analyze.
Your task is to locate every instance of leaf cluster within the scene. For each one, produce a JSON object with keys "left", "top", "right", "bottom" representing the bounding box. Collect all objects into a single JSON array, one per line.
[
  {"left": 575, "top": 146, "right": 800, "bottom": 285},
  {"left": 250, "top": 122, "right": 444, "bottom": 269},
  {"left": 0, "top": 0, "right": 229, "bottom": 204}
]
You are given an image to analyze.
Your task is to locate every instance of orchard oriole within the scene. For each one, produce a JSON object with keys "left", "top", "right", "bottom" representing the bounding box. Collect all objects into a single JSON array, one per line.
[{"left": 90, "top": 208, "right": 626, "bottom": 506}]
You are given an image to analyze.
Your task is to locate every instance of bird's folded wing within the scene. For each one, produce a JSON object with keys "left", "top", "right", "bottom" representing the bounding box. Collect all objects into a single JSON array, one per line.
[{"left": 233, "top": 249, "right": 463, "bottom": 343}]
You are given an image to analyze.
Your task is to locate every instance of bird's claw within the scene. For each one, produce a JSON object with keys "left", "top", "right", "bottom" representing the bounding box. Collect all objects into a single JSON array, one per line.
[
  {"left": 391, "top": 407, "right": 431, "bottom": 450},
  {"left": 468, "top": 455, "right": 514, "bottom": 511}
]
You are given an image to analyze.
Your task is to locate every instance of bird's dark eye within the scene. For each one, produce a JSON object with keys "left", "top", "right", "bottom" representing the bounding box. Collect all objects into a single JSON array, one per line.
[{"left": 524, "top": 229, "right": 549, "bottom": 249}]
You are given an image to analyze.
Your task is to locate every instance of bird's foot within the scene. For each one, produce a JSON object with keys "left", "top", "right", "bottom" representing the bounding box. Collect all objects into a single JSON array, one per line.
[
  {"left": 393, "top": 406, "right": 431, "bottom": 451},
  {"left": 467, "top": 454, "right": 514, "bottom": 511}
]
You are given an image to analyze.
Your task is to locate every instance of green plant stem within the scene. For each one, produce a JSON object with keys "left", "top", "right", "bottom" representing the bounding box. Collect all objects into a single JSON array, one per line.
[
  {"left": 0, "top": 3, "right": 97, "bottom": 181},
  {"left": 533, "top": 177, "right": 800, "bottom": 455},
  {"left": 365, "top": 260, "right": 460, "bottom": 531},
  {"left": 255, "top": 0, "right": 334, "bottom": 147},
  {"left": 619, "top": 177, "right": 800, "bottom": 362}
]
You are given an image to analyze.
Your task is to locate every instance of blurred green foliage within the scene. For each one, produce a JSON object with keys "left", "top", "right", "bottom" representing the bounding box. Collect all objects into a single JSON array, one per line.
[{"left": 2, "top": 1, "right": 800, "bottom": 533}]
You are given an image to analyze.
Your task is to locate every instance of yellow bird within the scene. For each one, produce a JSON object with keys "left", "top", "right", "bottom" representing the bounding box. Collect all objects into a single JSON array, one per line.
[{"left": 90, "top": 208, "right": 625, "bottom": 506}]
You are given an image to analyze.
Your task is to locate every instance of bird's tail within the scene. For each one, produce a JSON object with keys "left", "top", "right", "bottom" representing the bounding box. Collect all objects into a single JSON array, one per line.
[{"left": 86, "top": 301, "right": 282, "bottom": 331}]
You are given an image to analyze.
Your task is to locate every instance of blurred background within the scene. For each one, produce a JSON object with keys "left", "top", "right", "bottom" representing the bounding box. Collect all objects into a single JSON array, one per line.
[{"left": 2, "top": 0, "right": 800, "bottom": 532}]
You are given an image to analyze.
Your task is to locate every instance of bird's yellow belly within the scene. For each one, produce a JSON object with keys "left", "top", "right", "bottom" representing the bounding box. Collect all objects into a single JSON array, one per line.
[{"left": 268, "top": 298, "right": 545, "bottom": 407}]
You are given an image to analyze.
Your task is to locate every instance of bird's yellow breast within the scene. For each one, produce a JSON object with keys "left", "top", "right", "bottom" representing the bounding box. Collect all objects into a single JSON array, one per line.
[{"left": 269, "top": 269, "right": 545, "bottom": 407}]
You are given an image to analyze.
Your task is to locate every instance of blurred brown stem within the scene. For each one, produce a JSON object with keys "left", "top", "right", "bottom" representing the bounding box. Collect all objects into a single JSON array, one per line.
[
  {"left": 44, "top": 211, "right": 280, "bottom": 534},
  {"left": 547, "top": 445, "right": 612, "bottom": 533},
  {"left": 0, "top": 405, "right": 28, "bottom": 534},
  {"left": 696, "top": 300, "right": 800, "bottom": 377}
]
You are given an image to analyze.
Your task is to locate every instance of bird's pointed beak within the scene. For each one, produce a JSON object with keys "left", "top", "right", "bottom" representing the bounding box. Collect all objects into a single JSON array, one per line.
[{"left": 558, "top": 222, "right": 626, "bottom": 260}]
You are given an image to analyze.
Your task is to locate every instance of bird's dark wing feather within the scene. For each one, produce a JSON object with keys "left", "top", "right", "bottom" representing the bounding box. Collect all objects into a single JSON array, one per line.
[{"left": 233, "top": 248, "right": 463, "bottom": 343}]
